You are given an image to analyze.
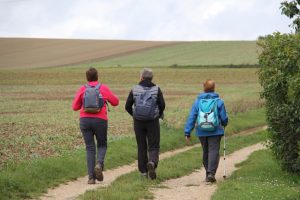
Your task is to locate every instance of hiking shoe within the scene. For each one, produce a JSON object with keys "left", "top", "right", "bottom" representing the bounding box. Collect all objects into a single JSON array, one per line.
[
  {"left": 141, "top": 172, "right": 148, "bottom": 179},
  {"left": 147, "top": 162, "right": 157, "bottom": 180},
  {"left": 204, "top": 176, "right": 209, "bottom": 182},
  {"left": 88, "top": 178, "right": 95, "bottom": 184},
  {"left": 94, "top": 163, "right": 104, "bottom": 181},
  {"left": 207, "top": 173, "right": 216, "bottom": 183}
]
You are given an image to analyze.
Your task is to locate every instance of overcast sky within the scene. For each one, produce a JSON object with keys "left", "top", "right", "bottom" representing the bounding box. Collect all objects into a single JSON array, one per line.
[{"left": 0, "top": 0, "right": 292, "bottom": 41}]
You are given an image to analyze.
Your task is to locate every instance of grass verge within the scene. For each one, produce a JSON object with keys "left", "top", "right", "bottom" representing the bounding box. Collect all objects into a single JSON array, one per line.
[
  {"left": 0, "top": 109, "right": 265, "bottom": 199},
  {"left": 79, "top": 131, "right": 268, "bottom": 200},
  {"left": 212, "top": 150, "right": 300, "bottom": 200}
]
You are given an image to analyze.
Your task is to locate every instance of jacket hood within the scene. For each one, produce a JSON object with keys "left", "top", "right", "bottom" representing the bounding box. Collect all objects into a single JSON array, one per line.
[
  {"left": 139, "top": 79, "right": 156, "bottom": 87},
  {"left": 87, "top": 81, "right": 100, "bottom": 86},
  {"left": 197, "top": 92, "right": 219, "bottom": 99}
]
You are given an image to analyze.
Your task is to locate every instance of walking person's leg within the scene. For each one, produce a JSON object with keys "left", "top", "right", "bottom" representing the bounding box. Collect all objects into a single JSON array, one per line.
[
  {"left": 146, "top": 118, "right": 160, "bottom": 180},
  {"left": 199, "top": 136, "right": 209, "bottom": 179},
  {"left": 207, "top": 135, "right": 222, "bottom": 182},
  {"left": 134, "top": 119, "right": 148, "bottom": 175},
  {"left": 80, "top": 118, "right": 96, "bottom": 184},
  {"left": 93, "top": 118, "right": 108, "bottom": 181}
]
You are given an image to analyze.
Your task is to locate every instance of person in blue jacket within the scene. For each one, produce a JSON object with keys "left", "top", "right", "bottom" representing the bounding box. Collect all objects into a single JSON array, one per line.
[{"left": 184, "top": 79, "right": 228, "bottom": 183}]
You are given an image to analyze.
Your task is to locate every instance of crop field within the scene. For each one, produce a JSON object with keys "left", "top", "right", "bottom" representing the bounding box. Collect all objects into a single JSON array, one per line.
[
  {"left": 0, "top": 66, "right": 263, "bottom": 169},
  {"left": 0, "top": 39, "right": 258, "bottom": 70},
  {"left": 0, "top": 38, "right": 176, "bottom": 69}
]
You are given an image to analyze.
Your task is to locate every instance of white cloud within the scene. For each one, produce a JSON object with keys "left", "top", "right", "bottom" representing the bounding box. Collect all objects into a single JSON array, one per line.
[{"left": 0, "top": 0, "right": 292, "bottom": 40}]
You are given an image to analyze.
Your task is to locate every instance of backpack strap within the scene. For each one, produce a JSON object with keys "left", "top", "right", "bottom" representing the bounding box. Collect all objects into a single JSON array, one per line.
[
  {"left": 96, "top": 83, "right": 110, "bottom": 112},
  {"left": 85, "top": 83, "right": 101, "bottom": 89},
  {"left": 95, "top": 83, "right": 101, "bottom": 90},
  {"left": 198, "top": 98, "right": 219, "bottom": 112}
]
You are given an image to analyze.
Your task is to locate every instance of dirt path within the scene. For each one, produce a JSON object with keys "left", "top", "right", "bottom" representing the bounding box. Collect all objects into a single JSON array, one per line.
[
  {"left": 231, "top": 125, "right": 267, "bottom": 137},
  {"left": 39, "top": 144, "right": 201, "bottom": 200},
  {"left": 149, "top": 143, "right": 266, "bottom": 200},
  {"left": 39, "top": 126, "right": 266, "bottom": 200}
]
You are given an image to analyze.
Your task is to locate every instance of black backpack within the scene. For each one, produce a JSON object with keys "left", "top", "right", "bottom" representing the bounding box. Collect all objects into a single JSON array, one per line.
[{"left": 83, "top": 84, "right": 104, "bottom": 113}]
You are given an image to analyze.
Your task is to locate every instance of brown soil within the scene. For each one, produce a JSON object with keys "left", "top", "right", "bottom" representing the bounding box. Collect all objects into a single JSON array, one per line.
[{"left": 0, "top": 38, "right": 178, "bottom": 69}]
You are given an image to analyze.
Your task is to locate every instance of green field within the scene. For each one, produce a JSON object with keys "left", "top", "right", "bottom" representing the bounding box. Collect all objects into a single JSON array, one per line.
[
  {"left": 0, "top": 66, "right": 263, "bottom": 169},
  {"left": 68, "top": 41, "right": 258, "bottom": 68},
  {"left": 0, "top": 39, "right": 269, "bottom": 199}
]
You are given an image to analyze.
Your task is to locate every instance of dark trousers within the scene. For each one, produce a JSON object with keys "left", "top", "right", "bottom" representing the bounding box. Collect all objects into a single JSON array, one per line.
[
  {"left": 134, "top": 118, "right": 160, "bottom": 173},
  {"left": 199, "top": 135, "right": 222, "bottom": 176},
  {"left": 80, "top": 118, "right": 107, "bottom": 179}
]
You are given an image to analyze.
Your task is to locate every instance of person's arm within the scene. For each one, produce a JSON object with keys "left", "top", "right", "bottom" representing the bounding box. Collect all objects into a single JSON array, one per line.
[
  {"left": 218, "top": 100, "right": 228, "bottom": 127},
  {"left": 184, "top": 99, "right": 198, "bottom": 137},
  {"left": 103, "top": 85, "right": 119, "bottom": 106},
  {"left": 72, "top": 86, "right": 84, "bottom": 111},
  {"left": 157, "top": 87, "right": 165, "bottom": 118},
  {"left": 125, "top": 90, "right": 134, "bottom": 116}
]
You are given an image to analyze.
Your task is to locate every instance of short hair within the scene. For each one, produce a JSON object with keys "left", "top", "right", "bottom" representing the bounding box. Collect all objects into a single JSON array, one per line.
[
  {"left": 140, "top": 68, "right": 153, "bottom": 81},
  {"left": 203, "top": 79, "right": 215, "bottom": 92},
  {"left": 86, "top": 67, "right": 98, "bottom": 82}
]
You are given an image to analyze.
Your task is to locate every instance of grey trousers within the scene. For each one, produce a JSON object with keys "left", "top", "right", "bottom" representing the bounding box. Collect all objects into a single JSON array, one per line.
[
  {"left": 199, "top": 135, "right": 222, "bottom": 176},
  {"left": 80, "top": 118, "right": 107, "bottom": 179}
]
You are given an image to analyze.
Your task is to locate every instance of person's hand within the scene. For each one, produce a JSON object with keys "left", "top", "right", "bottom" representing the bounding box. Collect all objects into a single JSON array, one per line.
[
  {"left": 160, "top": 113, "right": 164, "bottom": 120},
  {"left": 185, "top": 136, "right": 191, "bottom": 146}
]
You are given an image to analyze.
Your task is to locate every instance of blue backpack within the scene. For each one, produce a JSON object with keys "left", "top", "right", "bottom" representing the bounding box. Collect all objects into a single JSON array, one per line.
[
  {"left": 197, "top": 98, "right": 220, "bottom": 131},
  {"left": 83, "top": 84, "right": 104, "bottom": 113}
]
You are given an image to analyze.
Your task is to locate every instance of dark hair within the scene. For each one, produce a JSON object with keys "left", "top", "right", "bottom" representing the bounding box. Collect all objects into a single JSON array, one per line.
[
  {"left": 86, "top": 67, "right": 98, "bottom": 82},
  {"left": 203, "top": 79, "right": 215, "bottom": 92}
]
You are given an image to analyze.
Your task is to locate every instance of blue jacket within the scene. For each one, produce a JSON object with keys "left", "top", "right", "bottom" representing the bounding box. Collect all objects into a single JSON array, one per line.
[{"left": 184, "top": 92, "right": 228, "bottom": 137}]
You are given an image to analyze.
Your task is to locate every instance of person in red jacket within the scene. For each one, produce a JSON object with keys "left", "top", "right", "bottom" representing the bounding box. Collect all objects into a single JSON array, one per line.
[{"left": 72, "top": 67, "right": 119, "bottom": 184}]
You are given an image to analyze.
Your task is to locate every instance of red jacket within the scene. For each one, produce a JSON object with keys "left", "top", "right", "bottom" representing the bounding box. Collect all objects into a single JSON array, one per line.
[{"left": 72, "top": 81, "right": 119, "bottom": 120}]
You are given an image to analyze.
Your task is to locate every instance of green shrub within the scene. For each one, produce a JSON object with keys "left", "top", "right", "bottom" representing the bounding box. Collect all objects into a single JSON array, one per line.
[{"left": 257, "top": 32, "right": 300, "bottom": 172}]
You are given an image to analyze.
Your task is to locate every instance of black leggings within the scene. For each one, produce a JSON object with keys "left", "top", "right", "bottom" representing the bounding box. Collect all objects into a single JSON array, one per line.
[{"left": 134, "top": 118, "right": 160, "bottom": 173}]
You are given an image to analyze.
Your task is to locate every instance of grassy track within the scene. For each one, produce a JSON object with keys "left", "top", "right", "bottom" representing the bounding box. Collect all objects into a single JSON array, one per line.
[
  {"left": 79, "top": 131, "right": 268, "bottom": 200},
  {"left": 212, "top": 150, "right": 300, "bottom": 200},
  {"left": 0, "top": 109, "right": 265, "bottom": 199}
]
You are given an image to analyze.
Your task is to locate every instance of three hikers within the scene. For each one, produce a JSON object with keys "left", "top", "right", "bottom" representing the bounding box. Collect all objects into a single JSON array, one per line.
[
  {"left": 73, "top": 68, "right": 227, "bottom": 184},
  {"left": 72, "top": 67, "right": 119, "bottom": 184},
  {"left": 125, "top": 68, "right": 165, "bottom": 179},
  {"left": 185, "top": 79, "right": 228, "bottom": 183}
]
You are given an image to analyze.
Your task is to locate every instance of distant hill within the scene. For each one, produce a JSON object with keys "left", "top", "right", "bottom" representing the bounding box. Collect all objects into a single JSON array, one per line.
[
  {"left": 0, "top": 38, "right": 258, "bottom": 69},
  {"left": 0, "top": 38, "right": 176, "bottom": 69},
  {"left": 94, "top": 41, "right": 259, "bottom": 68}
]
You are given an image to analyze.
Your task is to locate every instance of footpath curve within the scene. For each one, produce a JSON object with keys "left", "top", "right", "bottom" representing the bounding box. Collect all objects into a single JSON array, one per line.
[
  {"left": 39, "top": 126, "right": 267, "bottom": 200},
  {"left": 149, "top": 143, "right": 266, "bottom": 200}
]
